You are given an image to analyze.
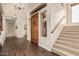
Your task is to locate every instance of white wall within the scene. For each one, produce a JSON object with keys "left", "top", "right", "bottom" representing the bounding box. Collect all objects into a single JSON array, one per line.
[
  {"left": 26, "top": 6, "right": 31, "bottom": 41},
  {"left": 66, "top": 4, "right": 72, "bottom": 26},
  {"left": 50, "top": 3, "right": 67, "bottom": 50},
  {"left": 50, "top": 3, "right": 64, "bottom": 31},
  {"left": 15, "top": 9, "right": 27, "bottom": 38},
  {"left": 2, "top": 3, "right": 16, "bottom": 17}
]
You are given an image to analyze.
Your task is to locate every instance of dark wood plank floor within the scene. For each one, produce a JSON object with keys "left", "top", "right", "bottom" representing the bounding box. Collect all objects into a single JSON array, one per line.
[{"left": 0, "top": 37, "right": 58, "bottom": 56}]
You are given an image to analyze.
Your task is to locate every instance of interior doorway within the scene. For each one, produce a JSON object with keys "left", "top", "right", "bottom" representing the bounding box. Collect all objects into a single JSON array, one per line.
[
  {"left": 6, "top": 19, "right": 15, "bottom": 37},
  {"left": 31, "top": 13, "right": 39, "bottom": 45}
]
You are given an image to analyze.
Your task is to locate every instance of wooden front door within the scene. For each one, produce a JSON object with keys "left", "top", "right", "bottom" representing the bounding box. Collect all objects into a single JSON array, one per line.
[{"left": 31, "top": 13, "right": 38, "bottom": 45}]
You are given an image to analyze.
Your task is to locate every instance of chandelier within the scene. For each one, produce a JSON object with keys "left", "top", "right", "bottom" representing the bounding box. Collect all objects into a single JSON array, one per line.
[{"left": 14, "top": 3, "right": 25, "bottom": 10}]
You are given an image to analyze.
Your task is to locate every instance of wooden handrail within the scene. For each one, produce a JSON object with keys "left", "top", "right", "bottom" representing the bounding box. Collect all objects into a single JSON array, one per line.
[
  {"left": 51, "top": 16, "right": 65, "bottom": 33},
  {"left": 71, "top": 3, "right": 79, "bottom": 7}
]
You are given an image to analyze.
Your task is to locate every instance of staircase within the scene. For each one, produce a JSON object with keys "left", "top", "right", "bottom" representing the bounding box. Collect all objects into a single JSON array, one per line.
[{"left": 52, "top": 26, "right": 79, "bottom": 56}]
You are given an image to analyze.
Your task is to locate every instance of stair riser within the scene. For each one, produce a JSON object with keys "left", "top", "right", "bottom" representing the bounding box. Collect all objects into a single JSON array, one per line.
[
  {"left": 62, "top": 27, "right": 79, "bottom": 32},
  {"left": 63, "top": 27, "right": 79, "bottom": 30},
  {"left": 52, "top": 48, "right": 69, "bottom": 56},
  {"left": 62, "top": 29, "right": 79, "bottom": 32},
  {"left": 64, "top": 26, "right": 79, "bottom": 28},
  {"left": 56, "top": 40, "right": 79, "bottom": 49},
  {"left": 61, "top": 32, "right": 79, "bottom": 35},
  {"left": 58, "top": 38, "right": 79, "bottom": 44},
  {"left": 54, "top": 44, "right": 79, "bottom": 55},
  {"left": 58, "top": 37, "right": 79, "bottom": 41},
  {"left": 59, "top": 34, "right": 79, "bottom": 39}
]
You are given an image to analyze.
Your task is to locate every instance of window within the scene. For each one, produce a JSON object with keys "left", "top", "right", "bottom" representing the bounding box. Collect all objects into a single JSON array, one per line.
[
  {"left": 41, "top": 10, "right": 47, "bottom": 37},
  {"left": 72, "top": 4, "right": 79, "bottom": 23}
]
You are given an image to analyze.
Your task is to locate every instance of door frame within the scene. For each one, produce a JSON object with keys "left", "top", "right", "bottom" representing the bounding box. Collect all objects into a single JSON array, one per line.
[
  {"left": 30, "top": 7, "right": 47, "bottom": 45},
  {"left": 30, "top": 4, "right": 47, "bottom": 45}
]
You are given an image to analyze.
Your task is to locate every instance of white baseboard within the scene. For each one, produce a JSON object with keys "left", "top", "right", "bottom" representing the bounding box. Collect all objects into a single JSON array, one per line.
[{"left": 39, "top": 43, "right": 51, "bottom": 52}]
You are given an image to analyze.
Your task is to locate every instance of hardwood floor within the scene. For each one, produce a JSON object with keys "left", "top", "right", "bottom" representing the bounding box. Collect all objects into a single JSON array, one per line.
[{"left": 0, "top": 37, "right": 58, "bottom": 56}]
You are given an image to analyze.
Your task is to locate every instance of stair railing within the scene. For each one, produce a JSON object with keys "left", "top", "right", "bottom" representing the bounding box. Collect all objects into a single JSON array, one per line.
[{"left": 51, "top": 16, "right": 65, "bottom": 33}]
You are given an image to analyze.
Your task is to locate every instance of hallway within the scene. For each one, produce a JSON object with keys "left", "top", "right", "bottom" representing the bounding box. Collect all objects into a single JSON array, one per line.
[
  {"left": 0, "top": 3, "right": 79, "bottom": 56},
  {"left": 0, "top": 37, "right": 58, "bottom": 56}
]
